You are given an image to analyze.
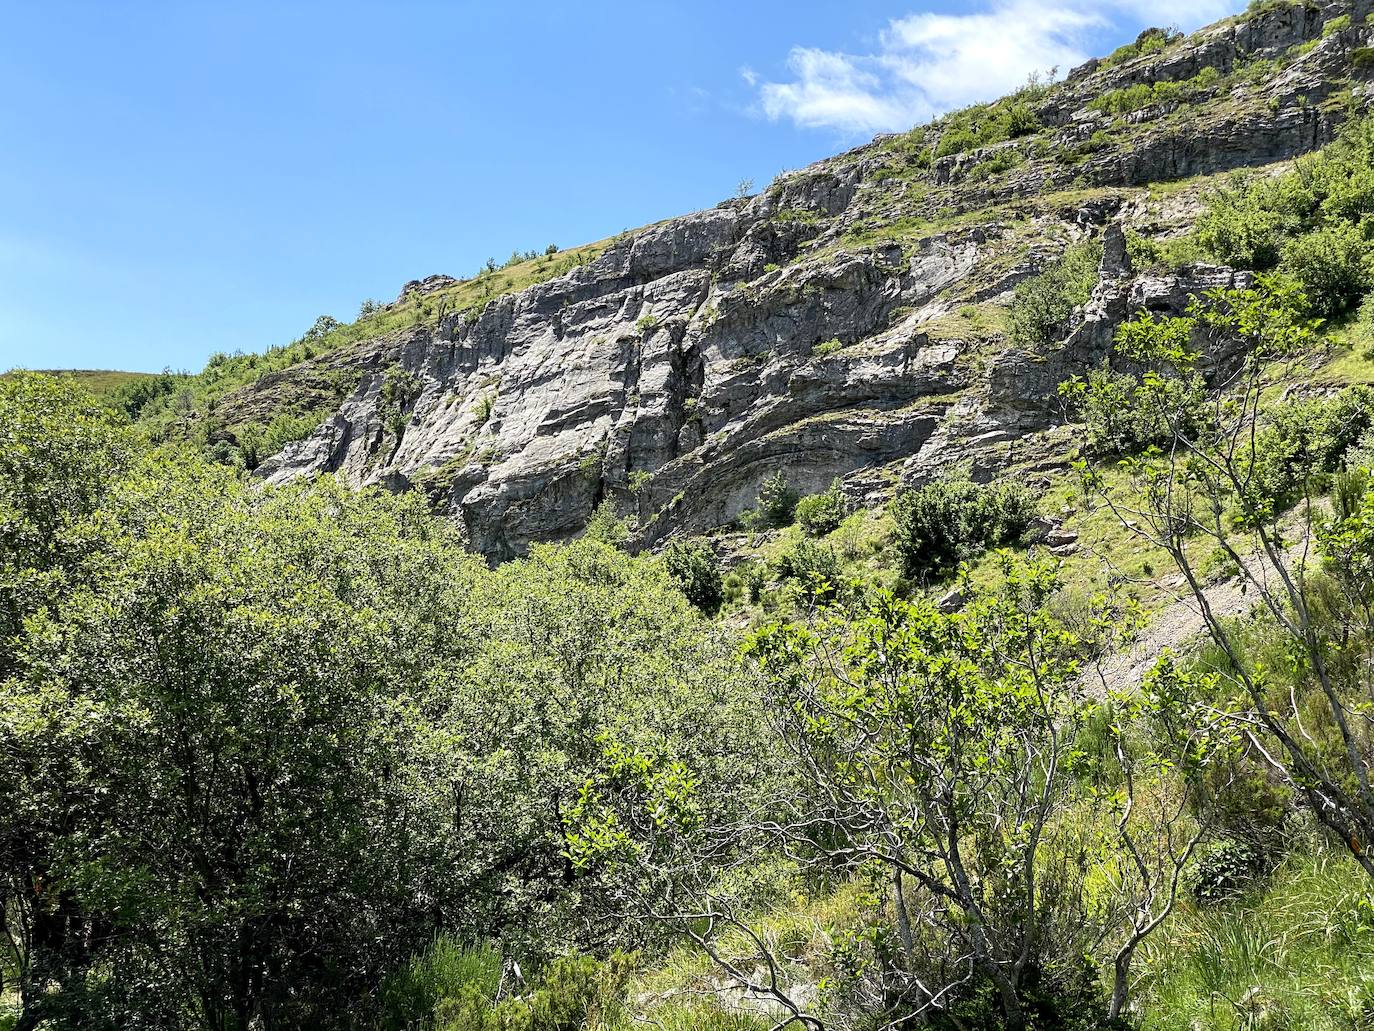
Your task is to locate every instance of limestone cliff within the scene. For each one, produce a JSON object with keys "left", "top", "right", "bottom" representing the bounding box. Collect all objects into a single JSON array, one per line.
[{"left": 237, "top": 0, "right": 1374, "bottom": 559}]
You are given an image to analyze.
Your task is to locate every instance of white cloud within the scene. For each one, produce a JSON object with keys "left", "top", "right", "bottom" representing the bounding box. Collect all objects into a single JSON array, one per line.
[{"left": 752, "top": 0, "right": 1244, "bottom": 135}]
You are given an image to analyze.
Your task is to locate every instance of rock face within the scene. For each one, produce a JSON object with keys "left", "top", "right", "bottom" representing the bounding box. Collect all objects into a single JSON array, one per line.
[{"left": 248, "top": 0, "right": 1374, "bottom": 560}]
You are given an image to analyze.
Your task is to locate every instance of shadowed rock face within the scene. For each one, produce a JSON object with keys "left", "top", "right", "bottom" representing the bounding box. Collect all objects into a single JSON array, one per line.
[{"left": 250, "top": 0, "right": 1374, "bottom": 560}]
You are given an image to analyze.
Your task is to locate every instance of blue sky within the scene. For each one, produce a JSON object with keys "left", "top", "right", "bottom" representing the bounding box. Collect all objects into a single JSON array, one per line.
[{"left": 0, "top": 0, "right": 1242, "bottom": 373}]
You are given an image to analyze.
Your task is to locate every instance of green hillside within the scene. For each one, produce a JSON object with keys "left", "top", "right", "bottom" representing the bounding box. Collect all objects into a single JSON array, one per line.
[{"left": 8, "top": 4, "right": 1374, "bottom": 1031}]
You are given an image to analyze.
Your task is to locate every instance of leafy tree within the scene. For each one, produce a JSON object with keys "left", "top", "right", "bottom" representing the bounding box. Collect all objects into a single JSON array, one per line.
[
  {"left": 754, "top": 470, "right": 798, "bottom": 528},
  {"left": 442, "top": 539, "right": 759, "bottom": 956},
  {"left": 662, "top": 538, "right": 723, "bottom": 615},
  {"left": 1193, "top": 114, "right": 1374, "bottom": 316},
  {"left": 573, "top": 558, "right": 1216, "bottom": 1029},
  {"left": 1072, "top": 274, "right": 1374, "bottom": 887},
  {"left": 0, "top": 374, "right": 136, "bottom": 1028},
  {"left": 0, "top": 373, "right": 133, "bottom": 679},
  {"left": 1280, "top": 223, "right": 1373, "bottom": 318},
  {"left": 2, "top": 428, "right": 479, "bottom": 1027},
  {"left": 890, "top": 469, "right": 1035, "bottom": 581}
]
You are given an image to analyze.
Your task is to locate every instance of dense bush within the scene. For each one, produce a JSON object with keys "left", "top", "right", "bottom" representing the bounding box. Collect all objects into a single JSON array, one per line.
[
  {"left": 1100, "top": 26, "right": 1180, "bottom": 68},
  {"left": 1194, "top": 115, "right": 1374, "bottom": 316},
  {"left": 1061, "top": 362, "right": 1207, "bottom": 457},
  {"left": 429, "top": 953, "right": 632, "bottom": 1031},
  {"left": 1009, "top": 239, "right": 1102, "bottom": 348},
  {"left": 933, "top": 90, "right": 1044, "bottom": 159},
  {"left": 1280, "top": 223, "right": 1374, "bottom": 318},
  {"left": 1089, "top": 66, "right": 1220, "bottom": 116},
  {"left": 662, "top": 538, "right": 724, "bottom": 614},
  {"left": 890, "top": 469, "right": 1036, "bottom": 580},
  {"left": 1247, "top": 385, "right": 1374, "bottom": 507},
  {"left": 750, "top": 470, "right": 798, "bottom": 527},
  {"left": 0, "top": 375, "right": 761, "bottom": 1030},
  {"left": 795, "top": 478, "right": 848, "bottom": 536},
  {"left": 774, "top": 537, "right": 841, "bottom": 599}
]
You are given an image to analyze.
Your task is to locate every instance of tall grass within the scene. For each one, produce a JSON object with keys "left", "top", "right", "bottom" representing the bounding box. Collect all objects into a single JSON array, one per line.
[
  {"left": 379, "top": 938, "right": 501, "bottom": 1030},
  {"left": 1135, "top": 848, "right": 1374, "bottom": 1029}
]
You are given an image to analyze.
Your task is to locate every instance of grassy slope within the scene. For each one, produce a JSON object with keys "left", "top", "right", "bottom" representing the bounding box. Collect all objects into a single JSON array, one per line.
[{"left": 2, "top": 369, "right": 154, "bottom": 397}]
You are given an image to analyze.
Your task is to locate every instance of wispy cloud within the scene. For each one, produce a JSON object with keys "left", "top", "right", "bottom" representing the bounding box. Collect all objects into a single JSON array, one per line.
[{"left": 754, "top": 0, "right": 1243, "bottom": 136}]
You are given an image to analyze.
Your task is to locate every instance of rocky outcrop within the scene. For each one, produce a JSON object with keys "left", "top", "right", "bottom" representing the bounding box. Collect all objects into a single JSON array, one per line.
[{"left": 246, "top": 2, "right": 1374, "bottom": 560}]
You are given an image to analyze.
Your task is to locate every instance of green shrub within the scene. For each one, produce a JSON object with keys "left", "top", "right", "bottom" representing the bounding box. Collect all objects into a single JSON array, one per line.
[
  {"left": 726, "top": 560, "right": 768, "bottom": 604},
  {"left": 380, "top": 364, "right": 424, "bottom": 436},
  {"left": 1250, "top": 385, "right": 1374, "bottom": 506},
  {"left": 232, "top": 408, "right": 327, "bottom": 470},
  {"left": 795, "top": 479, "right": 849, "bottom": 537},
  {"left": 755, "top": 470, "right": 798, "bottom": 527},
  {"left": 1322, "top": 12, "right": 1351, "bottom": 35},
  {"left": 1009, "top": 239, "right": 1102, "bottom": 348},
  {"left": 662, "top": 538, "right": 723, "bottom": 615},
  {"left": 1358, "top": 292, "right": 1374, "bottom": 355},
  {"left": 774, "top": 537, "right": 841, "bottom": 599},
  {"left": 811, "top": 337, "right": 845, "bottom": 356},
  {"left": 890, "top": 470, "right": 1036, "bottom": 580},
  {"left": 1280, "top": 223, "right": 1374, "bottom": 317},
  {"left": 1191, "top": 837, "right": 1264, "bottom": 905},
  {"left": 1100, "top": 26, "right": 1180, "bottom": 68},
  {"left": 1191, "top": 114, "right": 1374, "bottom": 317},
  {"left": 1090, "top": 66, "right": 1222, "bottom": 116},
  {"left": 1194, "top": 177, "right": 1302, "bottom": 270},
  {"left": 583, "top": 500, "right": 631, "bottom": 548},
  {"left": 1065, "top": 363, "right": 1207, "bottom": 457},
  {"left": 964, "top": 147, "right": 1024, "bottom": 182},
  {"left": 933, "top": 92, "right": 1044, "bottom": 159}
]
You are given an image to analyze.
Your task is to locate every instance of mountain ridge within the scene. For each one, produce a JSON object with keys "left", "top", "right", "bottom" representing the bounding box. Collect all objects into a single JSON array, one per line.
[{"left": 120, "top": 0, "right": 1374, "bottom": 559}]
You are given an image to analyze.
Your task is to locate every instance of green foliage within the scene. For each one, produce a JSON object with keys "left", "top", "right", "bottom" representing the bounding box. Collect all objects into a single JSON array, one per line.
[
  {"left": 1280, "top": 222, "right": 1374, "bottom": 318},
  {"left": 1358, "top": 291, "right": 1374, "bottom": 355},
  {"left": 428, "top": 952, "right": 634, "bottom": 1031},
  {"left": 811, "top": 337, "right": 845, "bottom": 356},
  {"left": 890, "top": 468, "right": 1036, "bottom": 580},
  {"left": 1100, "top": 26, "right": 1180, "bottom": 68},
  {"left": 795, "top": 479, "right": 849, "bottom": 537},
  {"left": 1009, "top": 239, "right": 1103, "bottom": 348},
  {"left": 583, "top": 499, "right": 631, "bottom": 548},
  {"left": 1191, "top": 837, "right": 1263, "bottom": 905},
  {"left": 0, "top": 376, "right": 761, "bottom": 1029},
  {"left": 1323, "top": 12, "right": 1351, "bottom": 35},
  {"left": 963, "top": 146, "right": 1025, "bottom": 182},
  {"left": 662, "top": 538, "right": 723, "bottom": 615},
  {"left": 1089, "top": 66, "right": 1221, "bottom": 116},
  {"left": 1193, "top": 115, "right": 1374, "bottom": 316},
  {"left": 726, "top": 557, "right": 1213, "bottom": 1026},
  {"left": 724, "top": 560, "right": 768, "bottom": 605},
  {"left": 380, "top": 940, "right": 502, "bottom": 1031},
  {"left": 231, "top": 407, "right": 327, "bottom": 470},
  {"left": 1060, "top": 341, "right": 1208, "bottom": 457},
  {"left": 0, "top": 373, "right": 134, "bottom": 681},
  {"left": 1247, "top": 385, "right": 1374, "bottom": 506},
  {"left": 773, "top": 537, "right": 841, "bottom": 600},
  {"left": 1125, "top": 230, "right": 1204, "bottom": 271},
  {"left": 932, "top": 88, "right": 1044, "bottom": 159},
  {"left": 1136, "top": 850, "right": 1374, "bottom": 1031},
  {"left": 753, "top": 470, "right": 798, "bottom": 528},
  {"left": 1, "top": 451, "right": 478, "bottom": 1027}
]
